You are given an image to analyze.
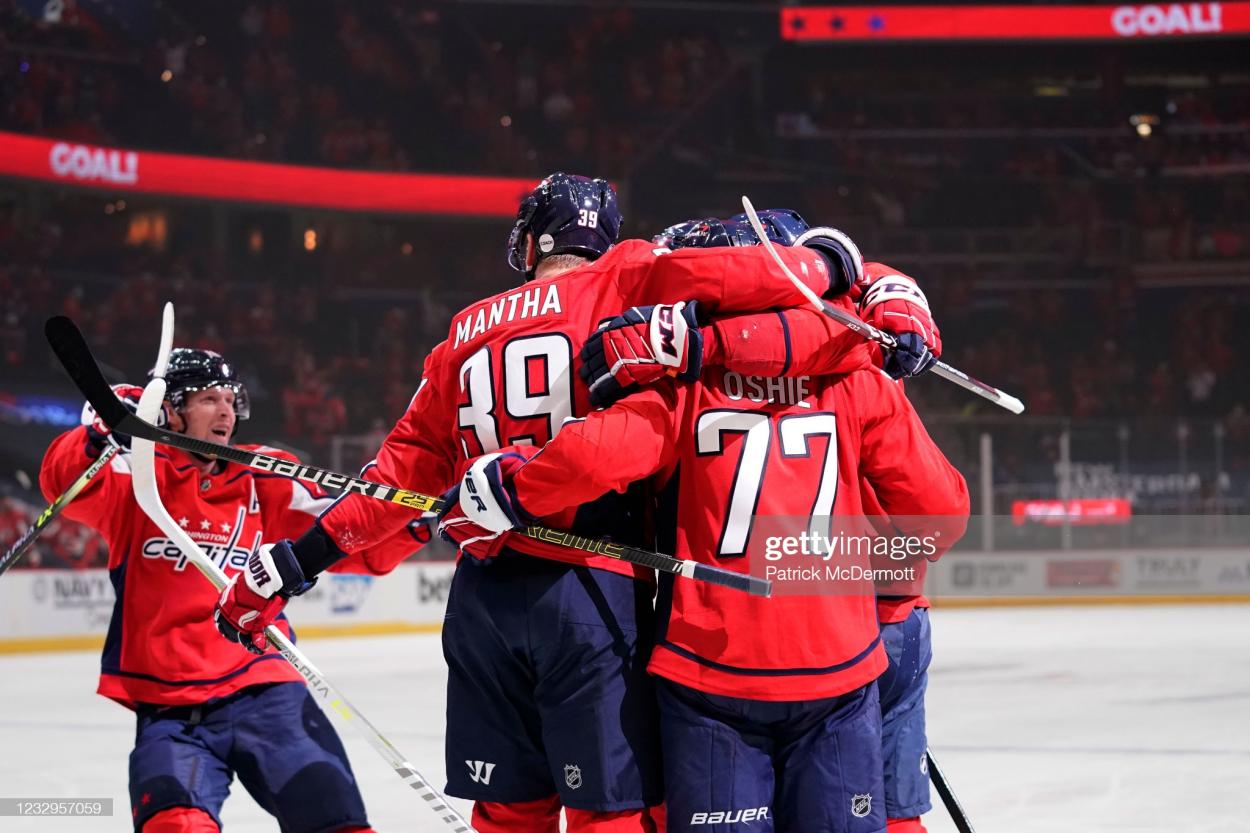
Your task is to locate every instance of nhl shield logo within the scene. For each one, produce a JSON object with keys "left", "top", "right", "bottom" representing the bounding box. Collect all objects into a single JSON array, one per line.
[
  {"left": 564, "top": 764, "right": 582, "bottom": 790},
  {"left": 851, "top": 793, "right": 872, "bottom": 818}
]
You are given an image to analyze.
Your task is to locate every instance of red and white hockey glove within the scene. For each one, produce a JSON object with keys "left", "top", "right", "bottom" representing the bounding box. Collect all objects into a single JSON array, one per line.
[
  {"left": 437, "top": 451, "right": 537, "bottom": 563},
  {"left": 80, "top": 383, "right": 163, "bottom": 453},
  {"left": 580, "top": 300, "right": 705, "bottom": 408},
  {"left": 214, "top": 541, "right": 315, "bottom": 655},
  {"left": 856, "top": 264, "right": 942, "bottom": 379}
]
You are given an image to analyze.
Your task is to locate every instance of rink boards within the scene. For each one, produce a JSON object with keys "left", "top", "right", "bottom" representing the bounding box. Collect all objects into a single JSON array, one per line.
[
  {"left": 2, "top": 549, "right": 1249, "bottom": 653},
  {"left": 0, "top": 561, "right": 457, "bottom": 653}
]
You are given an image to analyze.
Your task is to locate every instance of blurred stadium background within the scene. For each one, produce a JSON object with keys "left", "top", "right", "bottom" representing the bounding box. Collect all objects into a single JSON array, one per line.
[{"left": 0, "top": 0, "right": 1246, "bottom": 591}]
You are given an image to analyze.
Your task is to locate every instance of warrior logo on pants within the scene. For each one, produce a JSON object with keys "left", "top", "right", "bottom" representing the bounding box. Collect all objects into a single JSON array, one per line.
[{"left": 466, "top": 760, "right": 495, "bottom": 785}]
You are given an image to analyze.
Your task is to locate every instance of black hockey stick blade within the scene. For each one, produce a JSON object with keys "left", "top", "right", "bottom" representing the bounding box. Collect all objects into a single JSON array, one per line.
[
  {"left": 45, "top": 316, "right": 770, "bottom": 596},
  {"left": 46, "top": 316, "right": 133, "bottom": 431},
  {"left": 45, "top": 315, "right": 440, "bottom": 511}
]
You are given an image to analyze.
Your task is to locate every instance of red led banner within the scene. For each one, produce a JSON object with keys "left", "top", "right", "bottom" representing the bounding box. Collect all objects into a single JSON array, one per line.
[
  {"left": 1012, "top": 499, "right": 1133, "bottom": 526},
  {"left": 0, "top": 130, "right": 533, "bottom": 217},
  {"left": 782, "top": 2, "right": 1250, "bottom": 41}
]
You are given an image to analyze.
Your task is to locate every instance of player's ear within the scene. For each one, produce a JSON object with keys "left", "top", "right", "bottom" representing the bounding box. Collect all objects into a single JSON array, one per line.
[{"left": 165, "top": 404, "right": 185, "bottom": 433}]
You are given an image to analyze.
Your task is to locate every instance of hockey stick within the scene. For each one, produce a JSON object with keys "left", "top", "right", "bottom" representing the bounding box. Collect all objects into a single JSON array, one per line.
[
  {"left": 0, "top": 298, "right": 178, "bottom": 576},
  {"left": 740, "top": 196, "right": 1026, "bottom": 415},
  {"left": 129, "top": 308, "right": 476, "bottom": 832},
  {"left": 926, "top": 747, "right": 976, "bottom": 833},
  {"left": 0, "top": 443, "right": 119, "bottom": 577},
  {"left": 45, "top": 315, "right": 770, "bottom": 598}
]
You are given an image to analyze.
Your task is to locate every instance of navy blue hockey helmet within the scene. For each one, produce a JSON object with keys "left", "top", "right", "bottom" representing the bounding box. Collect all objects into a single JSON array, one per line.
[
  {"left": 655, "top": 217, "right": 758, "bottom": 249},
  {"left": 729, "top": 208, "right": 810, "bottom": 246},
  {"left": 155, "top": 347, "right": 251, "bottom": 420},
  {"left": 507, "top": 172, "right": 622, "bottom": 277},
  {"left": 654, "top": 208, "right": 810, "bottom": 250}
]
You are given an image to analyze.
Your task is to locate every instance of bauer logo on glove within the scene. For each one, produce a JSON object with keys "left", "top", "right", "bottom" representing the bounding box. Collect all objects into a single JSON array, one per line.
[
  {"left": 437, "top": 450, "right": 538, "bottom": 563},
  {"left": 214, "top": 540, "right": 314, "bottom": 654}
]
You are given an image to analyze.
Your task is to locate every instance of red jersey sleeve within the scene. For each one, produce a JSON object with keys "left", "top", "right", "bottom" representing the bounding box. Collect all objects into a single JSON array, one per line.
[
  {"left": 618, "top": 243, "right": 834, "bottom": 314},
  {"left": 510, "top": 384, "right": 682, "bottom": 520},
  {"left": 242, "top": 444, "right": 421, "bottom": 574},
  {"left": 708, "top": 302, "right": 877, "bottom": 379},
  {"left": 247, "top": 445, "right": 334, "bottom": 542},
  {"left": 318, "top": 344, "right": 455, "bottom": 570},
  {"left": 39, "top": 428, "right": 129, "bottom": 566},
  {"left": 855, "top": 370, "right": 969, "bottom": 549}
]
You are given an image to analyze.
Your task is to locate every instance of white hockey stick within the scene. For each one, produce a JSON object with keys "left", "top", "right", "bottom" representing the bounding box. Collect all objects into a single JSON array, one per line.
[
  {"left": 740, "top": 196, "right": 1026, "bottom": 414},
  {"left": 129, "top": 305, "right": 474, "bottom": 832}
]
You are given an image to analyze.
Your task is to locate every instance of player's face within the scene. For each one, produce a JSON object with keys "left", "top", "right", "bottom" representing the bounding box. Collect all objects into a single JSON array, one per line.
[{"left": 176, "top": 387, "right": 237, "bottom": 443}]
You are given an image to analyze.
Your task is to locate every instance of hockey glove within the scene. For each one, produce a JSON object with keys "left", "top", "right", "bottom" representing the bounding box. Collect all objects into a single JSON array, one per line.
[
  {"left": 857, "top": 264, "right": 942, "bottom": 379},
  {"left": 214, "top": 540, "right": 315, "bottom": 655},
  {"left": 795, "top": 227, "right": 865, "bottom": 297},
  {"left": 80, "top": 384, "right": 163, "bottom": 453},
  {"left": 580, "top": 300, "right": 704, "bottom": 408},
  {"left": 437, "top": 451, "right": 536, "bottom": 563}
]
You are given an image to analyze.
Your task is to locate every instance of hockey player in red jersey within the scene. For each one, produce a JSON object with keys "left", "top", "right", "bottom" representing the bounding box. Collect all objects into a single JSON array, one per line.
[
  {"left": 447, "top": 351, "right": 968, "bottom": 832},
  {"left": 40, "top": 350, "right": 384, "bottom": 833},
  {"left": 584, "top": 216, "right": 950, "bottom": 832},
  {"left": 442, "top": 219, "right": 968, "bottom": 832},
  {"left": 214, "top": 173, "right": 869, "bottom": 833}
]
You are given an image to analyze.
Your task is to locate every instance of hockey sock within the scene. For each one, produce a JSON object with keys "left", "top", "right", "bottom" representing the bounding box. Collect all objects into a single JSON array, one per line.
[
  {"left": 645, "top": 803, "right": 666, "bottom": 833},
  {"left": 566, "top": 807, "right": 661, "bottom": 833},
  {"left": 142, "top": 807, "right": 220, "bottom": 833},
  {"left": 886, "top": 818, "right": 927, "bottom": 833},
  {"left": 472, "top": 795, "right": 561, "bottom": 833}
]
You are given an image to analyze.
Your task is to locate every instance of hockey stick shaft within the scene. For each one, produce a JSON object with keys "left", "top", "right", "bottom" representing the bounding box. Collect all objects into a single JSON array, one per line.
[
  {"left": 1, "top": 302, "right": 178, "bottom": 577},
  {"left": 0, "top": 443, "right": 119, "bottom": 577},
  {"left": 740, "top": 197, "right": 1025, "bottom": 415},
  {"left": 130, "top": 315, "right": 475, "bottom": 832},
  {"left": 926, "top": 748, "right": 976, "bottom": 833},
  {"left": 46, "top": 316, "right": 769, "bottom": 597}
]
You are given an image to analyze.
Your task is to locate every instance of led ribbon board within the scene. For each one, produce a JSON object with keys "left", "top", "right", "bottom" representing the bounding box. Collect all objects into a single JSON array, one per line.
[
  {"left": 0, "top": 130, "right": 533, "bottom": 217},
  {"left": 781, "top": 3, "right": 1250, "bottom": 41}
]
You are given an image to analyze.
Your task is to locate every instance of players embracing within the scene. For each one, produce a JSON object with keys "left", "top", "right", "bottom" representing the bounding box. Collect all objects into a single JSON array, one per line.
[{"left": 213, "top": 173, "right": 969, "bottom": 833}]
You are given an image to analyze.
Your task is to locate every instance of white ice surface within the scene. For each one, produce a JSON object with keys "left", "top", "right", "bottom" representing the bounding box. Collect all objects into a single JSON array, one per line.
[{"left": 1, "top": 604, "right": 1247, "bottom": 832}]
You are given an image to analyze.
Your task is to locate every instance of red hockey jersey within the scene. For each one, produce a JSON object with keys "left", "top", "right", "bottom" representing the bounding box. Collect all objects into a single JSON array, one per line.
[
  {"left": 39, "top": 429, "right": 410, "bottom": 708},
  {"left": 706, "top": 296, "right": 938, "bottom": 623},
  {"left": 321, "top": 238, "right": 837, "bottom": 577},
  {"left": 507, "top": 364, "right": 969, "bottom": 701}
]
